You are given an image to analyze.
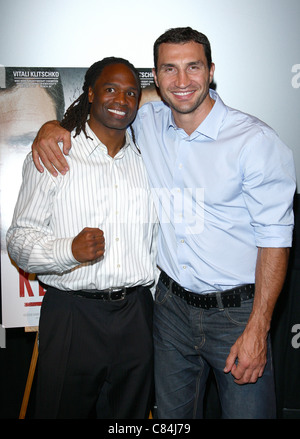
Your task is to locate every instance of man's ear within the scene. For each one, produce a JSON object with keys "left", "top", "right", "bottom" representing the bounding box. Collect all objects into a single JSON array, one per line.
[
  {"left": 209, "top": 63, "right": 215, "bottom": 84},
  {"left": 88, "top": 86, "right": 94, "bottom": 103},
  {"left": 152, "top": 68, "right": 159, "bottom": 88}
]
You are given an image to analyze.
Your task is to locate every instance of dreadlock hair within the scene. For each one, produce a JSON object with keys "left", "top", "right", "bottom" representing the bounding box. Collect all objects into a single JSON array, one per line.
[{"left": 61, "top": 57, "right": 141, "bottom": 144}]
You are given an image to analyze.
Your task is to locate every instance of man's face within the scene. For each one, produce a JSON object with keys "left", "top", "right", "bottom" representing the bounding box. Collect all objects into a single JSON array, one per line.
[
  {"left": 153, "top": 41, "right": 215, "bottom": 118},
  {"left": 88, "top": 63, "right": 140, "bottom": 132}
]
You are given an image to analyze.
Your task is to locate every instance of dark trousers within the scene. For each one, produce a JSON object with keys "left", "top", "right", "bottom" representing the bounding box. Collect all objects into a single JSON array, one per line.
[{"left": 34, "top": 285, "right": 154, "bottom": 419}]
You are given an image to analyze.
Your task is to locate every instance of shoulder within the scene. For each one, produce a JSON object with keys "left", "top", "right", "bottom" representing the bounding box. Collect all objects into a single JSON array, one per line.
[
  {"left": 138, "top": 100, "right": 169, "bottom": 118},
  {"left": 19, "top": 152, "right": 60, "bottom": 191},
  {"left": 134, "top": 101, "right": 171, "bottom": 135},
  {"left": 225, "top": 105, "right": 293, "bottom": 153},
  {"left": 67, "top": 128, "right": 90, "bottom": 158},
  {"left": 226, "top": 105, "right": 273, "bottom": 135}
]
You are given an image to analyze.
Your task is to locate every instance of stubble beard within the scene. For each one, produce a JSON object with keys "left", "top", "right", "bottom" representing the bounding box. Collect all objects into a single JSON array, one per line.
[{"left": 160, "top": 87, "right": 210, "bottom": 116}]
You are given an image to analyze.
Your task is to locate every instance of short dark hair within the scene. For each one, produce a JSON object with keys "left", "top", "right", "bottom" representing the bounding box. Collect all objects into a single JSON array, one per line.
[{"left": 153, "top": 27, "right": 212, "bottom": 71}]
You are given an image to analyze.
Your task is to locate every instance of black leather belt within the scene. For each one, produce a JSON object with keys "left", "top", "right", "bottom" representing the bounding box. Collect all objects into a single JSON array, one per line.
[
  {"left": 159, "top": 271, "right": 255, "bottom": 309},
  {"left": 66, "top": 286, "right": 139, "bottom": 301}
]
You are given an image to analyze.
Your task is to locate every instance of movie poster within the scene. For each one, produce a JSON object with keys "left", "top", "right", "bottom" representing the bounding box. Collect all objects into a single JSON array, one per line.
[{"left": 0, "top": 66, "right": 155, "bottom": 328}]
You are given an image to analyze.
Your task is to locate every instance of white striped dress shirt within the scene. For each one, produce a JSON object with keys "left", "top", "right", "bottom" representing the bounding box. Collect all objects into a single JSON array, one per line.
[{"left": 7, "top": 123, "right": 158, "bottom": 291}]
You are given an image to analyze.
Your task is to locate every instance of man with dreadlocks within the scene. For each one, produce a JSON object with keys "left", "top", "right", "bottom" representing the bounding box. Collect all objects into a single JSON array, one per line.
[
  {"left": 28, "top": 27, "right": 296, "bottom": 420},
  {"left": 7, "top": 58, "right": 158, "bottom": 419}
]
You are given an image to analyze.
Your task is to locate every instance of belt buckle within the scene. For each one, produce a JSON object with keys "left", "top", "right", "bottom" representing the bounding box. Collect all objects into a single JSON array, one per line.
[{"left": 108, "top": 287, "right": 126, "bottom": 301}]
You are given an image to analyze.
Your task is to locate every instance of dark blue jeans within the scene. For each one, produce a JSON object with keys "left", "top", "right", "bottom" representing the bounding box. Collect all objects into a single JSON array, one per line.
[{"left": 153, "top": 278, "right": 276, "bottom": 419}]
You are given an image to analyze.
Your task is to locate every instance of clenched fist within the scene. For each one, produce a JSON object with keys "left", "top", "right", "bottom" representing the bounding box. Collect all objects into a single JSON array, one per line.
[{"left": 72, "top": 227, "right": 105, "bottom": 263}]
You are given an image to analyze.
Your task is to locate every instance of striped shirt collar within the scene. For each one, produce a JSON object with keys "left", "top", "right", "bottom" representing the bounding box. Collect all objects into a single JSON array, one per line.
[{"left": 74, "top": 122, "right": 139, "bottom": 158}]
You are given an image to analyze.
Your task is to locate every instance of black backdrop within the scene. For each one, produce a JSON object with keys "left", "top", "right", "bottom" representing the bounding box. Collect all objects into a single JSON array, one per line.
[{"left": 1, "top": 196, "right": 300, "bottom": 419}]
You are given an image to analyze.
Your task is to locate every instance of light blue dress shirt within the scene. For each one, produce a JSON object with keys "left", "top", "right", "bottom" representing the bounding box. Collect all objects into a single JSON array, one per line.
[{"left": 133, "top": 89, "right": 296, "bottom": 293}]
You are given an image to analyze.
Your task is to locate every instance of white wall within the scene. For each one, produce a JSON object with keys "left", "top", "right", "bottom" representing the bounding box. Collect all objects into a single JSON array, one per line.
[{"left": 1, "top": 0, "right": 299, "bottom": 190}]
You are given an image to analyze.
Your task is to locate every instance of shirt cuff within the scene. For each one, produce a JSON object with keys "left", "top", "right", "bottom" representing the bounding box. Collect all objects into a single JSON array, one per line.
[
  {"left": 53, "top": 237, "right": 79, "bottom": 270},
  {"left": 254, "top": 224, "right": 294, "bottom": 248}
]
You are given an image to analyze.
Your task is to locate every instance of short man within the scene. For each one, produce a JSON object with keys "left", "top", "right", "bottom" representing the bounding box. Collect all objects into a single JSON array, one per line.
[
  {"left": 30, "top": 28, "right": 296, "bottom": 418},
  {"left": 7, "top": 57, "right": 158, "bottom": 419}
]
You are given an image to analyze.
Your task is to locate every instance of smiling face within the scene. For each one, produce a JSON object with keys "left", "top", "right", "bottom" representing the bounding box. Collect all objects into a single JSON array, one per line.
[
  {"left": 153, "top": 41, "right": 215, "bottom": 132},
  {"left": 88, "top": 63, "right": 140, "bottom": 136}
]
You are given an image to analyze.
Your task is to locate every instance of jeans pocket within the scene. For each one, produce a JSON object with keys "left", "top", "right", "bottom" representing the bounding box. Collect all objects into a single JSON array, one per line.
[
  {"left": 155, "top": 279, "right": 171, "bottom": 305},
  {"left": 224, "top": 298, "right": 253, "bottom": 326}
]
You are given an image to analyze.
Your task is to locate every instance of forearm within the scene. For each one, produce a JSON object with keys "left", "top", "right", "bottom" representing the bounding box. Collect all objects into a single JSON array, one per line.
[
  {"left": 7, "top": 229, "right": 77, "bottom": 274},
  {"left": 247, "top": 246, "right": 290, "bottom": 334},
  {"left": 224, "top": 246, "right": 290, "bottom": 382}
]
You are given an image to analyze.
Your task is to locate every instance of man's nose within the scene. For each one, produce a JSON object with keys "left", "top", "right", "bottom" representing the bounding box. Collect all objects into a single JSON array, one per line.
[
  {"left": 115, "top": 91, "right": 127, "bottom": 104},
  {"left": 175, "top": 69, "right": 191, "bottom": 88}
]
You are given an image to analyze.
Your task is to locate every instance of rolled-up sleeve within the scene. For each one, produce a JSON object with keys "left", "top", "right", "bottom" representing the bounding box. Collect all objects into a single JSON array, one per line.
[{"left": 241, "top": 129, "right": 296, "bottom": 248}]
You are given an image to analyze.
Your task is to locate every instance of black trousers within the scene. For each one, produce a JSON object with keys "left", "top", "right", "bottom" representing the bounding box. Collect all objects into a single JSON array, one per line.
[{"left": 34, "top": 285, "right": 154, "bottom": 419}]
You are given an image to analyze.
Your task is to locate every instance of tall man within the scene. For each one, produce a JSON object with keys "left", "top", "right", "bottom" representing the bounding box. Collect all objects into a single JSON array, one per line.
[
  {"left": 7, "top": 58, "right": 158, "bottom": 419},
  {"left": 30, "top": 28, "right": 296, "bottom": 418}
]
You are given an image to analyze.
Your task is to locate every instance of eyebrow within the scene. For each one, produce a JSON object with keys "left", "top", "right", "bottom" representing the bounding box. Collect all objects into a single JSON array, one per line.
[
  {"left": 159, "top": 60, "right": 205, "bottom": 69},
  {"left": 103, "top": 82, "right": 139, "bottom": 91}
]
